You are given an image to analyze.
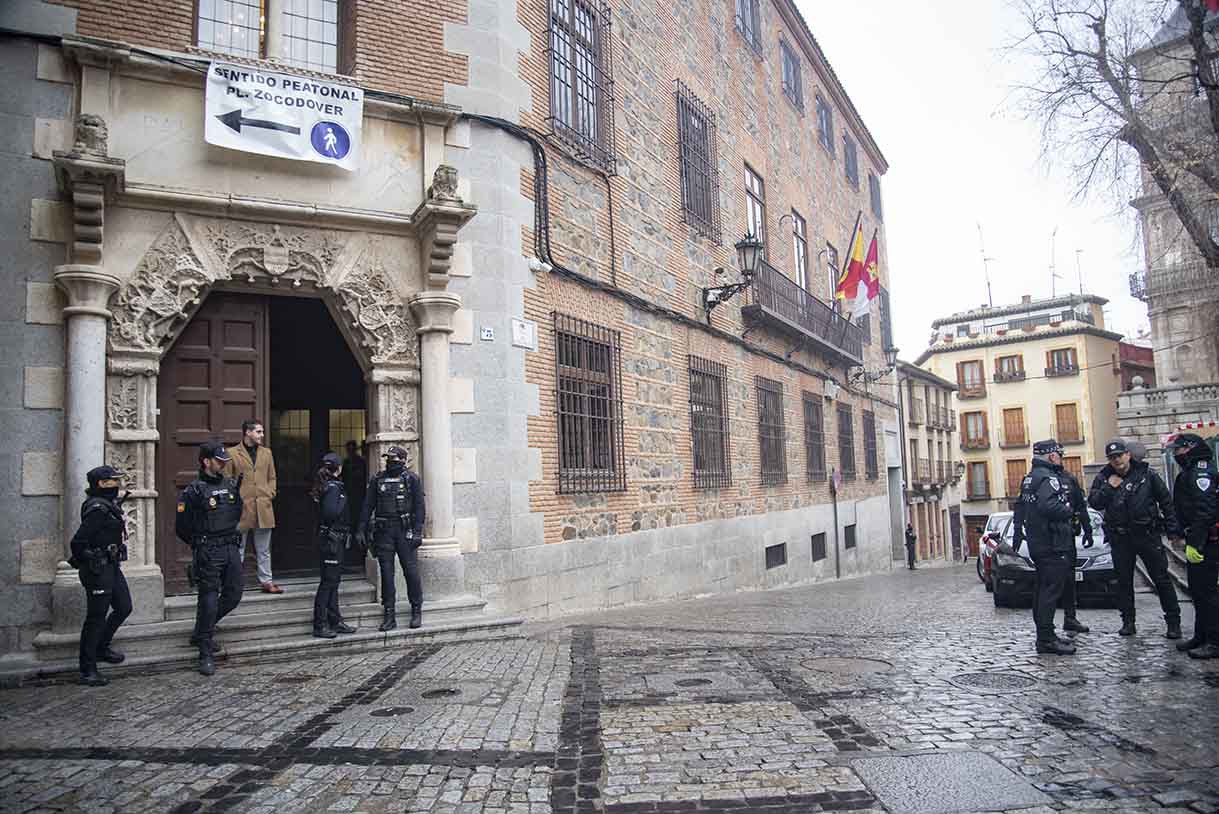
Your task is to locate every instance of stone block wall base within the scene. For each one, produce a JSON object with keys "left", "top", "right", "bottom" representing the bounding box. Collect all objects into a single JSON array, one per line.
[
  {"left": 51, "top": 564, "right": 165, "bottom": 634},
  {"left": 50, "top": 567, "right": 85, "bottom": 635},
  {"left": 418, "top": 537, "right": 466, "bottom": 600},
  {"left": 124, "top": 566, "right": 165, "bottom": 625}
]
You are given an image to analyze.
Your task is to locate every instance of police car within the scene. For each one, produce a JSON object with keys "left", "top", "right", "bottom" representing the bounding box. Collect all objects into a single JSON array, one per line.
[{"left": 991, "top": 509, "right": 1118, "bottom": 608}]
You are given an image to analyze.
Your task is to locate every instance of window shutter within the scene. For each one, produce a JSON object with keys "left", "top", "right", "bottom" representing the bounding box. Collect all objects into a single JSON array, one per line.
[
  {"left": 981, "top": 410, "right": 989, "bottom": 437},
  {"left": 956, "top": 361, "right": 964, "bottom": 388},
  {"left": 960, "top": 411, "right": 967, "bottom": 437}
]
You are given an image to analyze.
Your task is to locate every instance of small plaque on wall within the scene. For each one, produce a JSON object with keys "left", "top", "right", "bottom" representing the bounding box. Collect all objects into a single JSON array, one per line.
[{"left": 511, "top": 318, "right": 537, "bottom": 351}]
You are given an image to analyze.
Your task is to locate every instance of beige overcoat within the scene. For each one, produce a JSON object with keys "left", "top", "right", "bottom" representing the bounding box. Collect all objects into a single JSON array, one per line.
[{"left": 225, "top": 444, "right": 277, "bottom": 530}]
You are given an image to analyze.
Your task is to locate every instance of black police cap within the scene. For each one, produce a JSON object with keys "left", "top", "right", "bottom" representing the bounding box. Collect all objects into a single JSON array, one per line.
[
  {"left": 1033, "top": 439, "right": 1063, "bottom": 456},
  {"left": 322, "top": 451, "right": 341, "bottom": 469},
  {"left": 86, "top": 465, "right": 123, "bottom": 488},
  {"left": 1168, "top": 433, "right": 1206, "bottom": 450},
  {"left": 198, "top": 440, "right": 232, "bottom": 461},
  {"left": 1104, "top": 439, "right": 1129, "bottom": 457},
  {"left": 382, "top": 446, "right": 408, "bottom": 461}
]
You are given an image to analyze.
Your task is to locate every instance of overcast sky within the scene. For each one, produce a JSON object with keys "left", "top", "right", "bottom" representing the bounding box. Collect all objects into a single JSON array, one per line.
[{"left": 794, "top": 0, "right": 1150, "bottom": 358}]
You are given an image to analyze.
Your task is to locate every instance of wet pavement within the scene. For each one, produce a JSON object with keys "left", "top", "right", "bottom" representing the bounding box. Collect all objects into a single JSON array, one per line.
[{"left": 2, "top": 563, "right": 1217, "bottom": 813}]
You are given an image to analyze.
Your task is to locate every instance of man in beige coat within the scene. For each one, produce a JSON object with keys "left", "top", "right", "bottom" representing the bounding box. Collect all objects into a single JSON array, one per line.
[{"left": 226, "top": 419, "right": 282, "bottom": 593}]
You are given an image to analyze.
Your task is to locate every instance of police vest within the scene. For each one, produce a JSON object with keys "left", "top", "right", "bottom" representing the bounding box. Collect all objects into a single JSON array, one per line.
[
  {"left": 81, "top": 497, "right": 125, "bottom": 546},
  {"left": 374, "top": 474, "right": 411, "bottom": 519},
  {"left": 199, "top": 481, "right": 242, "bottom": 535}
]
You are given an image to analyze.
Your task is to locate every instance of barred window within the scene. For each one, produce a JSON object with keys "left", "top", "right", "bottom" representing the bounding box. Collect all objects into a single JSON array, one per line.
[
  {"left": 197, "top": 0, "right": 263, "bottom": 60},
  {"left": 816, "top": 94, "right": 835, "bottom": 155},
  {"left": 554, "top": 314, "right": 626, "bottom": 493},
  {"left": 837, "top": 404, "right": 855, "bottom": 481},
  {"left": 734, "top": 0, "right": 761, "bottom": 51},
  {"left": 844, "top": 133, "right": 859, "bottom": 186},
  {"left": 676, "top": 82, "right": 721, "bottom": 242},
  {"left": 548, "top": 0, "right": 617, "bottom": 173},
  {"left": 757, "top": 376, "right": 787, "bottom": 485},
  {"left": 802, "top": 391, "right": 826, "bottom": 482},
  {"left": 780, "top": 40, "right": 802, "bottom": 110},
  {"left": 869, "top": 172, "right": 883, "bottom": 220},
  {"left": 689, "top": 356, "right": 731, "bottom": 488},
  {"left": 282, "top": 0, "right": 340, "bottom": 73},
  {"left": 862, "top": 410, "right": 878, "bottom": 480},
  {"left": 196, "top": 0, "right": 341, "bottom": 73}
]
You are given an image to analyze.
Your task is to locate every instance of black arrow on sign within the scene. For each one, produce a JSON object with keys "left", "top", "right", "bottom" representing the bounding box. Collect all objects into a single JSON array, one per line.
[{"left": 216, "top": 109, "right": 301, "bottom": 135}]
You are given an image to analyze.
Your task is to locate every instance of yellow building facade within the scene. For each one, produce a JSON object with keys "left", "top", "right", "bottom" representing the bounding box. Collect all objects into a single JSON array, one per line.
[{"left": 915, "top": 295, "right": 1122, "bottom": 552}]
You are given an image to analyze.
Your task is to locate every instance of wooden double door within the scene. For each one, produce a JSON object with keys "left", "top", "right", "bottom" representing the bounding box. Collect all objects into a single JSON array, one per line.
[{"left": 156, "top": 293, "right": 368, "bottom": 595}]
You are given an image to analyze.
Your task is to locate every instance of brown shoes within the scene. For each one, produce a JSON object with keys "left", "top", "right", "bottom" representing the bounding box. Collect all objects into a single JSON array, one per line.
[{"left": 260, "top": 582, "right": 284, "bottom": 594}]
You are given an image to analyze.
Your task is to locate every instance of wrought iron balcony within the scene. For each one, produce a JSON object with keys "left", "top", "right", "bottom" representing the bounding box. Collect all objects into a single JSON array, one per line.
[
  {"left": 741, "top": 260, "right": 863, "bottom": 365},
  {"left": 1045, "top": 364, "right": 1079, "bottom": 378},
  {"left": 907, "top": 399, "right": 924, "bottom": 426},
  {"left": 994, "top": 369, "right": 1026, "bottom": 383},
  {"left": 1130, "top": 262, "right": 1212, "bottom": 303}
]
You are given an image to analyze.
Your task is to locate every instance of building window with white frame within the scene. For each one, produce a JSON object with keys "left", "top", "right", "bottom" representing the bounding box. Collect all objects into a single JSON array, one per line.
[
  {"left": 197, "top": 0, "right": 341, "bottom": 74},
  {"left": 792, "top": 210, "right": 808, "bottom": 289}
]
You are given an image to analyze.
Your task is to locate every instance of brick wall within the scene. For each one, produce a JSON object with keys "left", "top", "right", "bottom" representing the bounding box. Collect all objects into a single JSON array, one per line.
[
  {"left": 48, "top": 0, "right": 469, "bottom": 101},
  {"left": 516, "top": 0, "right": 896, "bottom": 543}
]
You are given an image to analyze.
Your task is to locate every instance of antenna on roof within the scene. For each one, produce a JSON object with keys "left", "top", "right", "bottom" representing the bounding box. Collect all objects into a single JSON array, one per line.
[
  {"left": 1075, "top": 248, "right": 1085, "bottom": 296},
  {"left": 1050, "top": 226, "right": 1062, "bottom": 298},
  {"left": 977, "top": 222, "right": 994, "bottom": 307}
]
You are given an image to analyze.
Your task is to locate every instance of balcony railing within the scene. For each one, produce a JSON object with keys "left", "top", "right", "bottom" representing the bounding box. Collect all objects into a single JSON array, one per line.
[
  {"left": 994, "top": 369, "right": 1026, "bottom": 383},
  {"left": 1052, "top": 422, "right": 1084, "bottom": 445},
  {"left": 1045, "top": 364, "right": 1079, "bottom": 378},
  {"left": 907, "top": 399, "right": 924, "bottom": 425},
  {"left": 947, "top": 409, "right": 956, "bottom": 431},
  {"left": 1000, "top": 428, "right": 1028, "bottom": 448},
  {"left": 915, "top": 458, "right": 932, "bottom": 484},
  {"left": 936, "top": 460, "right": 948, "bottom": 483},
  {"left": 1130, "top": 262, "right": 1211, "bottom": 303},
  {"left": 958, "top": 382, "right": 987, "bottom": 399},
  {"left": 742, "top": 260, "right": 863, "bottom": 364},
  {"left": 961, "top": 436, "right": 990, "bottom": 451}
]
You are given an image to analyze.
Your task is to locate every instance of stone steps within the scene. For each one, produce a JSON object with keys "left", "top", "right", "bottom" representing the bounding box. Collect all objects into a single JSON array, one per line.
[
  {"left": 162, "top": 576, "right": 376, "bottom": 622},
  {"left": 11, "top": 594, "right": 524, "bottom": 687},
  {"left": 1134, "top": 540, "right": 1190, "bottom": 598}
]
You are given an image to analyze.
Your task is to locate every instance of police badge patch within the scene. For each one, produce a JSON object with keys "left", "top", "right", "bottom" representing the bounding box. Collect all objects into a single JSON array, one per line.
[
  {"left": 1198, "top": 476, "right": 1212, "bottom": 492},
  {"left": 209, "top": 497, "right": 218, "bottom": 508},
  {"left": 1049, "top": 477, "right": 1060, "bottom": 491}
]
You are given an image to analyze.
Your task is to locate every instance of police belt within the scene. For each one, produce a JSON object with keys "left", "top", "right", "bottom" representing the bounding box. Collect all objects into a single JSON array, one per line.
[
  {"left": 193, "top": 532, "right": 240, "bottom": 546},
  {"left": 1103, "top": 519, "right": 1154, "bottom": 537},
  {"left": 373, "top": 514, "right": 413, "bottom": 528}
]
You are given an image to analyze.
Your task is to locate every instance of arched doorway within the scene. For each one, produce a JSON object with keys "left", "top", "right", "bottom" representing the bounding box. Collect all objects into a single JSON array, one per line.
[{"left": 156, "top": 292, "right": 369, "bottom": 594}]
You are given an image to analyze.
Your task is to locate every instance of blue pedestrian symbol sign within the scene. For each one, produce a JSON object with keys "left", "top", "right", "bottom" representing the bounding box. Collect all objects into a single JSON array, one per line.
[{"left": 311, "top": 121, "right": 351, "bottom": 160}]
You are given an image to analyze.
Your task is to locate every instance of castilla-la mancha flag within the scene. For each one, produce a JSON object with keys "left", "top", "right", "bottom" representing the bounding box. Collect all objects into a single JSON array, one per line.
[{"left": 834, "top": 213, "right": 880, "bottom": 319}]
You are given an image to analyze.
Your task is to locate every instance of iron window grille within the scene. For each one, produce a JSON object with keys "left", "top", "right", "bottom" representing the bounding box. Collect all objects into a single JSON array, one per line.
[
  {"left": 780, "top": 40, "right": 803, "bottom": 110},
  {"left": 676, "top": 82, "right": 722, "bottom": 242},
  {"left": 802, "top": 391, "right": 826, "bottom": 482},
  {"left": 197, "top": 0, "right": 264, "bottom": 60},
  {"left": 689, "top": 356, "right": 731, "bottom": 489},
  {"left": 757, "top": 376, "right": 787, "bottom": 486},
  {"left": 837, "top": 404, "right": 856, "bottom": 482},
  {"left": 196, "top": 0, "right": 342, "bottom": 73},
  {"left": 862, "top": 410, "right": 878, "bottom": 480},
  {"left": 553, "top": 313, "right": 626, "bottom": 494},
  {"left": 844, "top": 523, "right": 857, "bottom": 549},
  {"left": 810, "top": 532, "right": 827, "bottom": 561},
  {"left": 857, "top": 313, "right": 871, "bottom": 344},
  {"left": 844, "top": 132, "right": 859, "bottom": 187},
  {"left": 282, "top": 0, "right": 340, "bottom": 73},
  {"left": 548, "top": 0, "right": 617, "bottom": 174},
  {"left": 734, "top": 0, "right": 762, "bottom": 52},
  {"left": 816, "top": 95, "right": 835, "bottom": 155},
  {"left": 869, "top": 172, "right": 883, "bottom": 220}
]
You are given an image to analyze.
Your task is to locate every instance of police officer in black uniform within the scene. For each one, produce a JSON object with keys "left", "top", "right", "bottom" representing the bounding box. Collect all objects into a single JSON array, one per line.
[
  {"left": 1088, "top": 438, "right": 1182, "bottom": 639},
  {"left": 176, "top": 441, "right": 244, "bottom": 675},
  {"left": 359, "top": 446, "right": 426, "bottom": 631},
  {"left": 1011, "top": 439, "right": 1078, "bottom": 655},
  {"left": 69, "top": 465, "right": 134, "bottom": 686},
  {"left": 312, "top": 452, "right": 358, "bottom": 639},
  {"left": 1057, "top": 465, "right": 1094, "bottom": 634},
  {"left": 1166, "top": 433, "right": 1219, "bottom": 659}
]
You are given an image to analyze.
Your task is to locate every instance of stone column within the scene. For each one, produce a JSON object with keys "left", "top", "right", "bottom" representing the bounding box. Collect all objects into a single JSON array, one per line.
[
  {"left": 409, "top": 290, "right": 465, "bottom": 599},
  {"left": 50, "top": 265, "right": 119, "bottom": 633}
]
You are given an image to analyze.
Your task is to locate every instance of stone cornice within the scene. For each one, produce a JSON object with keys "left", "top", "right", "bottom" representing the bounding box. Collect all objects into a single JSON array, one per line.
[{"left": 913, "top": 324, "right": 1125, "bottom": 365}]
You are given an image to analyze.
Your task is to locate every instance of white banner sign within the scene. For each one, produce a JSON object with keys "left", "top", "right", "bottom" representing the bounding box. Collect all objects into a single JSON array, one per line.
[{"left": 204, "top": 62, "right": 363, "bottom": 171}]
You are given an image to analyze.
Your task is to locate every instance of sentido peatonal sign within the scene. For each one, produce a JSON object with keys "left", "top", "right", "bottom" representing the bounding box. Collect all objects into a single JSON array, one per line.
[{"left": 204, "top": 62, "right": 363, "bottom": 171}]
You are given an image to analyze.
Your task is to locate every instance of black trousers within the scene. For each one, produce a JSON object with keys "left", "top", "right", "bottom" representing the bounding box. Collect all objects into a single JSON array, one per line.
[
  {"left": 193, "top": 541, "right": 243, "bottom": 651},
  {"left": 1111, "top": 532, "right": 1180, "bottom": 624},
  {"left": 1060, "top": 561, "right": 1078, "bottom": 620},
  {"left": 79, "top": 563, "right": 132, "bottom": 673},
  {"left": 375, "top": 528, "right": 422, "bottom": 610},
  {"left": 1187, "top": 541, "right": 1219, "bottom": 644},
  {"left": 905, "top": 544, "right": 916, "bottom": 568},
  {"left": 1032, "top": 551, "right": 1071, "bottom": 643},
  {"left": 313, "top": 534, "right": 345, "bottom": 629}
]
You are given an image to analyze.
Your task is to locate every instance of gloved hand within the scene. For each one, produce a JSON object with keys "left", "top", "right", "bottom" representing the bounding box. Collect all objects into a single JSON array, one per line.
[
  {"left": 1186, "top": 544, "right": 1205, "bottom": 565},
  {"left": 1082, "top": 528, "right": 1094, "bottom": 548}
]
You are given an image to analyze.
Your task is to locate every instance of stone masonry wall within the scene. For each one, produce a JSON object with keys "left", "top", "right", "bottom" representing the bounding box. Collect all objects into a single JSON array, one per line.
[{"left": 0, "top": 36, "right": 75, "bottom": 656}]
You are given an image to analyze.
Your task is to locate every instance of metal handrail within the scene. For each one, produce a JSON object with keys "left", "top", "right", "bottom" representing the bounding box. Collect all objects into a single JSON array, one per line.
[{"left": 748, "top": 260, "right": 863, "bottom": 360}]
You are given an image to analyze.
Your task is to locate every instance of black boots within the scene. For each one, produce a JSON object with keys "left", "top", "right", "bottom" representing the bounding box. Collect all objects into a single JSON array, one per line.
[
  {"left": 1177, "top": 635, "right": 1206, "bottom": 652},
  {"left": 189, "top": 635, "right": 224, "bottom": 655},
  {"left": 1165, "top": 621, "right": 1183, "bottom": 640},
  {"left": 1118, "top": 620, "right": 1136, "bottom": 636},
  {"left": 312, "top": 626, "right": 338, "bottom": 639},
  {"left": 1063, "top": 618, "right": 1090, "bottom": 633},
  {"left": 1187, "top": 643, "right": 1219, "bottom": 659},
  {"left": 379, "top": 608, "right": 397, "bottom": 632},
  {"left": 198, "top": 651, "right": 215, "bottom": 677},
  {"left": 333, "top": 621, "right": 356, "bottom": 634},
  {"left": 409, "top": 606, "right": 422, "bottom": 629},
  {"left": 78, "top": 670, "right": 109, "bottom": 687},
  {"left": 1037, "top": 639, "right": 1076, "bottom": 655}
]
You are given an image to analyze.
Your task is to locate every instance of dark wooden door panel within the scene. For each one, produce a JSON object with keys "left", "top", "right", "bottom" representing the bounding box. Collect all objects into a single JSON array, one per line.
[{"left": 157, "top": 294, "right": 268, "bottom": 595}]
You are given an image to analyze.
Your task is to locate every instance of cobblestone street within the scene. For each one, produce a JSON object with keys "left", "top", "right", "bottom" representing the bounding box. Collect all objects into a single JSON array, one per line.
[{"left": 2, "top": 565, "right": 1217, "bottom": 814}]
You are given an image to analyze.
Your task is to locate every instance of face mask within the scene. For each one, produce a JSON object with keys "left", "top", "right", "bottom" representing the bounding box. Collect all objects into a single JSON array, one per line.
[
  {"left": 386, "top": 460, "right": 405, "bottom": 473},
  {"left": 97, "top": 487, "right": 119, "bottom": 500}
]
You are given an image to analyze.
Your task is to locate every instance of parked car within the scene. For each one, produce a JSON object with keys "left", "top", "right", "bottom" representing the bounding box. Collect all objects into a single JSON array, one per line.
[
  {"left": 976, "top": 511, "right": 1012, "bottom": 592},
  {"left": 992, "top": 509, "right": 1117, "bottom": 608}
]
